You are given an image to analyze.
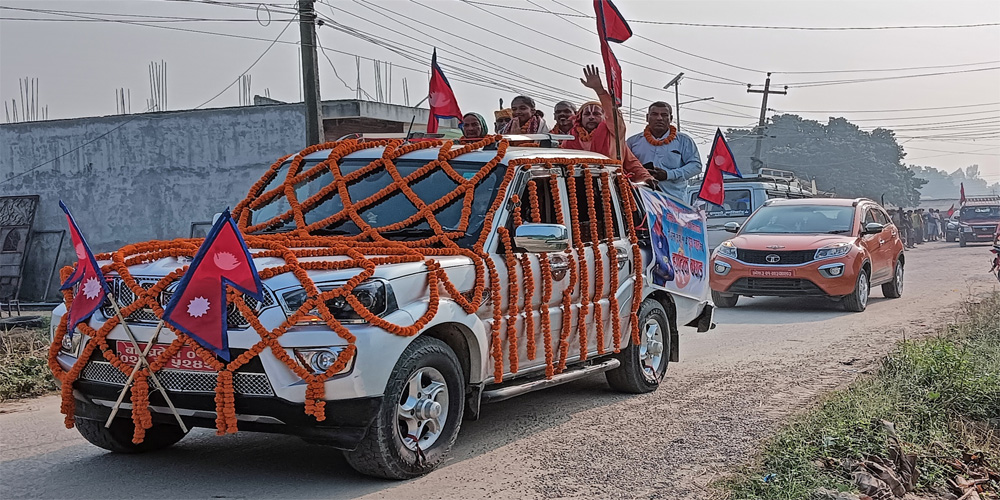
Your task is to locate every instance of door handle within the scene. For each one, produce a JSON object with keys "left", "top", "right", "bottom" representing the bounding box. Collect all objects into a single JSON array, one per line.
[
  {"left": 615, "top": 246, "right": 629, "bottom": 270},
  {"left": 549, "top": 255, "right": 569, "bottom": 281}
]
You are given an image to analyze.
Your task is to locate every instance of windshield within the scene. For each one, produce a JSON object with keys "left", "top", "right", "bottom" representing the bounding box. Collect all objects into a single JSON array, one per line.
[
  {"left": 248, "top": 158, "right": 507, "bottom": 248},
  {"left": 742, "top": 205, "right": 856, "bottom": 234},
  {"left": 690, "top": 189, "right": 752, "bottom": 219},
  {"left": 960, "top": 205, "right": 1000, "bottom": 221}
]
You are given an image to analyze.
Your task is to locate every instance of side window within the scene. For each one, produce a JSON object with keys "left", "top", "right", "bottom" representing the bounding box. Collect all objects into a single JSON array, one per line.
[
  {"left": 875, "top": 209, "right": 890, "bottom": 225},
  {"left": 568, "top": 173, "right": 620, "bottom": 243},
  {"left": 503, "top": 176, "right": 562, "bottom": 253},
  {"left": 864, "top": 209, "right": 878, "bottom": 225}
]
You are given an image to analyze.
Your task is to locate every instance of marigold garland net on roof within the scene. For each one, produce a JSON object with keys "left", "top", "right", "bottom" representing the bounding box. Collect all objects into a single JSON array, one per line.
[{"left": 48, "top": 136, "right": 643, "bottom": 443}]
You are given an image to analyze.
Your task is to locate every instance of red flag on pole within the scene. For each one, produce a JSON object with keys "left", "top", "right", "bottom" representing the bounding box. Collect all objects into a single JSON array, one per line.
[
  {"left": 698, "top": 129, "right": 742, "bottom": 206},
  {"left": 960, "top": 182, "right": 967, "bottom": 205},
  {"left": 594, "top": 0, "right": 632, "bottom": 106},
  {"left": 162, "top": 210, "right": 263, "bottom": 361},
  {"left": 59, "top": 201, "right": 108, "bottom": 339},
  {"left": 426, "top": 49, "right": 462, "bottom": 134},
  {"left": 945, "top": 204, "right": 956, "bottom": 218}
]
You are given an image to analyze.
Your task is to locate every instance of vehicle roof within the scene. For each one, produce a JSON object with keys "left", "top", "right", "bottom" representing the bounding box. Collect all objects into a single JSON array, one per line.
[
  {"left": 765, "top": 197, "right": 871, "bottom": 207},
  {"left": 302, "top": 145, "right": 612, "bottom": 164}
]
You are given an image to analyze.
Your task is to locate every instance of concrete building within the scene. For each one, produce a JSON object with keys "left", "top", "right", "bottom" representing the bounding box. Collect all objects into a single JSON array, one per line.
[{"left": 0, "top": 99, "right": 443, "bottom": 301}]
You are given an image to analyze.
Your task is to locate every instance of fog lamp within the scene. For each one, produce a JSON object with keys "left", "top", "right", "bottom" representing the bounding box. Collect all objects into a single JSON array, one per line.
[
  {"left": 714, "top": 262, "right": 731, "bottom": 276},
  {"left": 292, "top": 347, "right": 355, "bottom": 375},
  {"left": 818, "top": 263, "right": 846, "bottom": 278}
]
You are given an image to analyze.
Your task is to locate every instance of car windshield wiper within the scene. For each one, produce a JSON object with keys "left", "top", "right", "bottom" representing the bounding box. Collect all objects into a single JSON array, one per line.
[{"left": 827, "top": 229, "right": 851, "bottom": 234}]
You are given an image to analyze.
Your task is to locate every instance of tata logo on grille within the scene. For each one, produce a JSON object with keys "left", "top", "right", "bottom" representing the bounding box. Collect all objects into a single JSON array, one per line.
[{"left": 765, "top": 254, "right": 781, "bottom": 263}]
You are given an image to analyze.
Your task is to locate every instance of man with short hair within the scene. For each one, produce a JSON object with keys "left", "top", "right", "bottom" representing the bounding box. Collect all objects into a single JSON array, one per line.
[
  {"left": 552, "top": 101, "right": 577, "bottom": 135},
  {"left": 626, "top": 101, "right": 703, "bottom": 201}
]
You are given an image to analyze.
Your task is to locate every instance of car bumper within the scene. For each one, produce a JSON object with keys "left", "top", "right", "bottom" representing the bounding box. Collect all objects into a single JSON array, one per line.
[
  {"left": 961, "top": 228, "right": 997, "bottom": 241},
  {"left": 70, "top": 380, "right": 381, "bottom": 450},
  {"left": 710, "top": 256, "right": 859, "bottom": 297}
]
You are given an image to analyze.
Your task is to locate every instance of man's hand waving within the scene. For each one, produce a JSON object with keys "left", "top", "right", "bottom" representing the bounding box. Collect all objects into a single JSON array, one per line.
[{"left": 580, "top": 65, "right": 605, "bottom": 92}]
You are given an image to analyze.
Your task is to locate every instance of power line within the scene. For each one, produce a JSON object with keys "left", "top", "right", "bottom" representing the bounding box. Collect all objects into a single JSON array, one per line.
[
  {"left": 772, "top": 60, "right": 1000, "bottom": 75},
  {"left": 462, "top": 2, "right": 1000, "bottom": 30},
  {"left": 1, "top": 12, "right": 297, "bottom": 186},
  {"left": 771, "top": 102, "right": 1000, "bottom": 114},
  {"left": 779, "top": 66, "right": 1000, "bottom": 88}
]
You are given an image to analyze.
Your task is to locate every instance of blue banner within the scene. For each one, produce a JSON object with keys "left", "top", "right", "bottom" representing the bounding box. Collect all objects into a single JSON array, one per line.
[{"left": 638, "top": 189, "right": 708, "bottom": 299}]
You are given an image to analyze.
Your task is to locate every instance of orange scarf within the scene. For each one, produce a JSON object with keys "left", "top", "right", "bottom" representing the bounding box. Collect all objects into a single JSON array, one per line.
[
  {"left": 574, "top": 125, "right": 592, "bottom": 143},
  {"left": 644, "top": 125, "right": 677, "bottom": 146}
]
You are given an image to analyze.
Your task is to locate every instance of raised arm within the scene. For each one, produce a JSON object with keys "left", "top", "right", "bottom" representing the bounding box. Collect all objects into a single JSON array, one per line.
[{"left": 580, "top": 65, "right": 628, "bottom": 155}]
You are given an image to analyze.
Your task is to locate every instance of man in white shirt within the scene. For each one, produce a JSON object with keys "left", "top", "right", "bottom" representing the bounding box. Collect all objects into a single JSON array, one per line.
[{"left": 626, "top": 102, "right": 703, "bottom": 200}]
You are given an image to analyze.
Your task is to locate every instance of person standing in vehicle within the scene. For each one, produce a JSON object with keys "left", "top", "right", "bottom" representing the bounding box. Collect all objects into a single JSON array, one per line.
[
  {"left": 626, "top": 101, "right": 703, "bottom": 201},
  {"left": 498, "top": 96, "right": 550, "bottom": 134},
  {"left": 460, "top": 112, "right": 487, "bottom": 143},
  {"left": 560, "top": 65, "right": 654, "bottom": 185},
  {"left": 494, "top": 108, "right": 512, "bottom": 134},
  {"left": 551, "top": 101, "right": 577, "bottom": 135}
]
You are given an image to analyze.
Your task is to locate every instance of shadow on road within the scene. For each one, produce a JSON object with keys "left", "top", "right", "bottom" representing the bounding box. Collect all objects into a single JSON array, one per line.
[
  {"left": 1, "top": 375, "right": 627, "bottom": 499},
  {"left": 712, "top": 295, "right": 899, "bottom": 325}
]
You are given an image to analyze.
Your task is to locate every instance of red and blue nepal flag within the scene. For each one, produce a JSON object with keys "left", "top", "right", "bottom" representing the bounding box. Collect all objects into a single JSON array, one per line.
[
  {"left": 427, "top": 48, "right": 462, "bottom": 134},
  {"left": 594, "top": 0, "right": 633, "bottom": 107},
  {"left": 162, "top": 209, "right": 263, "bottom": 361},
  {"left": 698, "top": 129, "right": 743, "bottom": 206},
  {"left": 59, "top": 201, "right": 109, "bottom": 339}
]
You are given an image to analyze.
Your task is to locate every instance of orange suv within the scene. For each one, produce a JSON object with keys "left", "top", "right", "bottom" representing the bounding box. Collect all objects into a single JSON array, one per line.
[{"left": 709, "top": 198, "right": 904, "bottom": 312}]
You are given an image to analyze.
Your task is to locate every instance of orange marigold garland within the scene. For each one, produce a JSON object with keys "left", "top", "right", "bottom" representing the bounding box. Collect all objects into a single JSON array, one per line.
[
  {"left": 643, "top": 125, "right": 677, "bottom": 147},
  {"left": 48, "top": 139, "right": 647, "bottom": 443},
  {"left": 584, "top": 170, "right": 606, "bottom": 354},
  {"left": 564, "top": 167, "right": 590, "bottom": 360},
  {"left": 538, "top": 253, "right": 555, "bottom": 379},
  {"left": 601, "top": 172, "right": 623, "bottom": 353},
  {"left": 519, "top": 253, "right": 536, "bottom": 360},
  {"left": 497, "top": 227, "right": 520, "bottom": 374}
]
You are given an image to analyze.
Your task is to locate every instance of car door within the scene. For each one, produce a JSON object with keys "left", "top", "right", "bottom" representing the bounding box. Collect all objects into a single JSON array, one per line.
[
  {"left": 874, "top": 208, "right": 899, "bottom": 279},
  {"left": 858, "top": 207, "right": 885, "bottom": 280},
  {"left": 495, "top": 168, "right": 572, "bottom": 378}
]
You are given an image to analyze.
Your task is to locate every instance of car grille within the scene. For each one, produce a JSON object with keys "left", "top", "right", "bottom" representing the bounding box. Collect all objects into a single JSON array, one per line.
[
  {"left": 974, "top": 225, "right": 996, "bottom": 234},
  {"left": 736, "top": 249, "right": 816, "bottom": 265},
  {"left": 100, "top": 277, "right": 275, "bottom": 329},
  {"left": 79, "top": 361, "right": 275, "bottom": 396},
  {"left": 728, "top": 277, "right": 825, "bottom": 296}
]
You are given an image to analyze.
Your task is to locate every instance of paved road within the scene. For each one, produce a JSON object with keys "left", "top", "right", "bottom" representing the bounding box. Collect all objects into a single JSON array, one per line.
[{"left": 1, "top": 241, "right": 995, "bottom": 499}]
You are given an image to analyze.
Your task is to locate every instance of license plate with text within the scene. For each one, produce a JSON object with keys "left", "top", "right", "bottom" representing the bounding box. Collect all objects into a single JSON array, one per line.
[
  {"left": 750, "top": 269, "right": 794, "bottom": 278},
  {"left": 116, "top": 341, "right": 215, "bottom": 372}
]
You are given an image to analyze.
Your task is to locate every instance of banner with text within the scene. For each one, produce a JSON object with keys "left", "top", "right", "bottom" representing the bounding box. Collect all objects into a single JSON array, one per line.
[{"left": 638, "top": 189, "right": 708, "bottom": 300}]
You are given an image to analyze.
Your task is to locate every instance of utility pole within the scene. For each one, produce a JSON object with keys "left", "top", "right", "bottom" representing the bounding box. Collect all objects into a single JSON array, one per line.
[
  {"left": 298, "top": 0, "right": 323, "bottom": 146},
  {"left": 663, "top": 72, "right": 683, "bottom": 132},
  {"left": 747, "top": 72, "right": 787, "bottom": 173}
]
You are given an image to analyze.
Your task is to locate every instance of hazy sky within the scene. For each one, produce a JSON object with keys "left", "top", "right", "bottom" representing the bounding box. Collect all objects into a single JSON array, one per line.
[{"left": 2, "top": 0, "right": 998, "bottom": 184}]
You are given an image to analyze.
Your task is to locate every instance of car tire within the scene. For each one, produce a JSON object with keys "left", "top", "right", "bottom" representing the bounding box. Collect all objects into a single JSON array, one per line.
[
  {"left": 946, "top": 233, "right": 955, "bottom": 243},
  {"left": 959, "top": 233, "right": 967, "bottom": 247},
  {"left": 842, "top": 269, "right": 870, "bottom": 312},
  {"left": 343, "top": 336, "right": 464, "bottom": 480},
  {"left": 881, "top": 259, "right": 903, "bottom": 298},
  {"left": 606, "top": 299, "right": 671, "bottom": 394},
  {"left": 711, "top": 290, "right": 739, "bottom": 308},
  {"left": 75, "top": 416, "right": 187, "bottom": 453}
]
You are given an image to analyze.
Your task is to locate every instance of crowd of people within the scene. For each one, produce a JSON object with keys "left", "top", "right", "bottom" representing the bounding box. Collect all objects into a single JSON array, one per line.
[
  {"left": 457, "top": 65, "right": 703, "bottom": 197},
  {"left": 888, "top": 208, "right": 948, "bottom": 249}
]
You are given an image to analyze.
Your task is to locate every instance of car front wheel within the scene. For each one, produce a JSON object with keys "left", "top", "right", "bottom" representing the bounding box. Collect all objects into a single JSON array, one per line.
[
  {"left": 843, "top": 269, "right": 870, "bottom": 312},
  {"left": 711, "top": 290, "right": 739, "bottom": 308},
  {"left": 75, "top": 416, "right": 187, "bottom": 453},
  {"left": 343, "top": 336, "right": 464, "bottom": 479},
  {"left": 606, "top": 298, "right": 672, "bottom": 394},
  {"left": 881, "top": 259, "right": 903, "bottom": 298},
  {"left": 959, "top": 233, "right": 967, "bottom": 247}
]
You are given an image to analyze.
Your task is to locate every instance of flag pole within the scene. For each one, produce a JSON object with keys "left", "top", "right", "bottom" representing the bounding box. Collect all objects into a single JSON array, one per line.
[
  {"left": 105, "top": 319, "right": 164, "bottom": 427},
  {"left": 105, "top": 295, "right": 188, "bottom": 432}
]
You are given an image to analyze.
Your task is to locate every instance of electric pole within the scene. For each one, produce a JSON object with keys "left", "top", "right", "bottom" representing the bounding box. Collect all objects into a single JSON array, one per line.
[
  {"left": 747, "top": 72, "right": 787, "bottom": 173},
  {"left": 663, "top": 72, "right": 683, "bottom": 132},
  {"left": 299, "top": 0, "right": 323, "bottom": 146}
]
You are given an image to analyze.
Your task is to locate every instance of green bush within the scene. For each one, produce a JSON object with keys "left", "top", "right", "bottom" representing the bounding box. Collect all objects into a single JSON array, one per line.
[
  {"left": 724, "top": 294, "right": 1000, "bottom": 499},
  {"left": 0, "top": 320, "right": 58, "bottom": 401}
]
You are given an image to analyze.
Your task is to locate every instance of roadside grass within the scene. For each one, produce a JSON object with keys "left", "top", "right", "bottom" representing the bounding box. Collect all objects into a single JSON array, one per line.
[
  {"left": 0, "top": 318, "right": 58, "bottom": 402},
  {"left": 723, "top": 292, "right": 1000, "bottom": 499}
]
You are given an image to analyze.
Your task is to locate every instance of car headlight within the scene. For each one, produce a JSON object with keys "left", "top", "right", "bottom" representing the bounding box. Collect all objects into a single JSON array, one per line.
[
  {"left": 717, "top": 241, "right": 738, "bottom": 260},
  {"left": 815, "top": 242, "right": 852, "bottom": 260},
  {"left": 291, "top": 347, "right": 356, "bottom": 375},
  {"left": 281, "top": 280, "right": 397, "bottom": 324}
]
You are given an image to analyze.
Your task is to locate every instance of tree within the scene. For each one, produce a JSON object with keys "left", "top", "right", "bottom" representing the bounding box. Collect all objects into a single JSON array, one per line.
[{"left": 724, "top": 114, "right": 926, "bottom": 206}]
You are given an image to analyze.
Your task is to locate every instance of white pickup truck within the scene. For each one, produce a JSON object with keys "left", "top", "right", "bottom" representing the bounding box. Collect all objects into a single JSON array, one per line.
[{"left": 51, "top": 136, "right": 713, "bottom": 479}]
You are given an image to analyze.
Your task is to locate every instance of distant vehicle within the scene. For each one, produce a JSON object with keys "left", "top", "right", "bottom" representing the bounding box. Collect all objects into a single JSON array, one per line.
[
  {"left": 957, "top": 196, "right": 1000, "bottom": 247},
  {"left": 945, "top": 213, "right": 960, "bottom": 242},
  {"left": 684, "top": 168, "right": 816, "bottom": 250},
  {"left": 709, "top": 198, "right": 905, "bottom": 312}
]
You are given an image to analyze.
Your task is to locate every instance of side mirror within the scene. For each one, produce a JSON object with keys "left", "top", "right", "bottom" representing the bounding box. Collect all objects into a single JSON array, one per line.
[
  {"left": 723, "top": 221, "right": 741, "bottom": 233},
  {"left": 863, "top": 222, "right": 884, "bottom": 235},
  {"left": 514, "top": 223, "right": 569, "bottom": 253}
]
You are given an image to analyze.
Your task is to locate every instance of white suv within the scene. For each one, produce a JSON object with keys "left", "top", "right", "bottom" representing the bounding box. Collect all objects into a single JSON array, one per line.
[{"left": 51, "top": 137, "right": 712, "bottom": 479}]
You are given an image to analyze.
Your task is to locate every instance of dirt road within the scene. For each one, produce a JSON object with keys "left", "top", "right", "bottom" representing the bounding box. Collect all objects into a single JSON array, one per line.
[{"left": 1, "top": 241, "right": 995, "bottom": 499}]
